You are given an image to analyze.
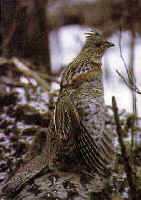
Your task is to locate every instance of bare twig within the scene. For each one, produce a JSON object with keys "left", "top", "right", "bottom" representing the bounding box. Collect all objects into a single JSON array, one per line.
[
  {"left": 116, "top": 71, "right": 141, "bottom": 94},
  {"left": 112, "top": 96, "right": 137, "bottom": 200},
  {"left": 117, "top": 28, "right": 141, "bottom": 95},
  {"left": 119, "top": 27, "right": 129, "bottom": 76}
]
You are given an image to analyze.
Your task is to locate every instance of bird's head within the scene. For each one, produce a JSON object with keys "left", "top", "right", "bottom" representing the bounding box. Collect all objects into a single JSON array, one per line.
[{"left": 84, "top": 32, "right": 114, "bottom": 54}]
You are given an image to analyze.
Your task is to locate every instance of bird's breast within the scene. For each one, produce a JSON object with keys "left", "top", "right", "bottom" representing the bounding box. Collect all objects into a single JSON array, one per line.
[{"left": 73, "top": 80, "right": 105, "bottom": 141}]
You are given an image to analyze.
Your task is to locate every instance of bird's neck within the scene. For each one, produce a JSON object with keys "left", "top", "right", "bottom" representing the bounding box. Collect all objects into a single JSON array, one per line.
[
  {"left": 60, "top": 46, "right": 103, "bottom": 89},
  {"left": 80, "top": 46, "right": 101, "bottom": 59}
]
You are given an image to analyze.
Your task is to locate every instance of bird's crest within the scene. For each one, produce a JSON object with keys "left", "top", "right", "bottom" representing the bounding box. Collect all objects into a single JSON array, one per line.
[
  {"left": 85, "top": 32, "right": 103, "bottom": 42},
  {"left": 85, "top": 31, "right": 114, "bottom": 48}
]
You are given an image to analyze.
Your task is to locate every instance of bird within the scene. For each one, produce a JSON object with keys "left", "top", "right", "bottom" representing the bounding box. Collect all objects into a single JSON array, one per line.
[
  {"left": 54, "top": 32, "right": 114, "bottom": 176},
  {"left": 0, "top": 32, "right": 114, "bottom": 199}
]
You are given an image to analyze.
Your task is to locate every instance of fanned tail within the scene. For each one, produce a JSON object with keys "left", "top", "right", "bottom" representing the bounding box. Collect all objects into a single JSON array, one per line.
[{"left": 76, "top": 124, "right": 113, "bottom": 177}]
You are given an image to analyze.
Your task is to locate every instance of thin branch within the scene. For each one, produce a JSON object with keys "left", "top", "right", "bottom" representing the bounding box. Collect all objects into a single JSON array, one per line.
[
  {"left": 117, "top": 28, "right": 141, "bottom": 95},
  {"left": 112, "top": 96, "right": 137, "bottom": 199},
  {"left": 119, "top": 27, "right": 130, "bottom": 77},
  {"left": 117, "top": 71, "right": 141, "bottom": 94}
]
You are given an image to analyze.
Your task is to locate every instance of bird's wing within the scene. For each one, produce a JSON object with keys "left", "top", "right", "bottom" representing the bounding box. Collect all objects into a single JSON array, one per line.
[
  {"left": 54, "top": 95, "right": 110, "bottom": 176},
  {"left": 76, "top": 122, "right": 111, "bottom": 177},
  {"left": 54, "top": 95, "right": 80, "bottom": 142}
]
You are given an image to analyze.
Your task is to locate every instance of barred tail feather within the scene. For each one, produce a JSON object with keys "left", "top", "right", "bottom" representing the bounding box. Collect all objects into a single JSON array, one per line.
[
  {"left": 99, "top": 137, "right": 112, "bottom": 158},
  {"left": 76, "top": 125, "right": 112, "bottom": 177}
]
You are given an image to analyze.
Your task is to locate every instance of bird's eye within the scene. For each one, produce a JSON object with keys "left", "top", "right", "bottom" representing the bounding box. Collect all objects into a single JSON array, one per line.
[{"left": 95, "top": 43, "right": 101, "bottom": 47}]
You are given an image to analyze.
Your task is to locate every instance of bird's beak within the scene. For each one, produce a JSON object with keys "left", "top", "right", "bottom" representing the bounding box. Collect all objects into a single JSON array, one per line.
[{"left": 107, "top": 41, "right": 115, "bottom": 47}]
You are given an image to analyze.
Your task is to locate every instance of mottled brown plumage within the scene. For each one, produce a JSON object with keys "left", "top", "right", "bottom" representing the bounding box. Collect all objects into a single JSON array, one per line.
[
  {"left": 54, "top": 32, "right": 114, "bottom": 177},
  {"left": 0, "top": 32, "right": 114, "bottom": 199}
]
